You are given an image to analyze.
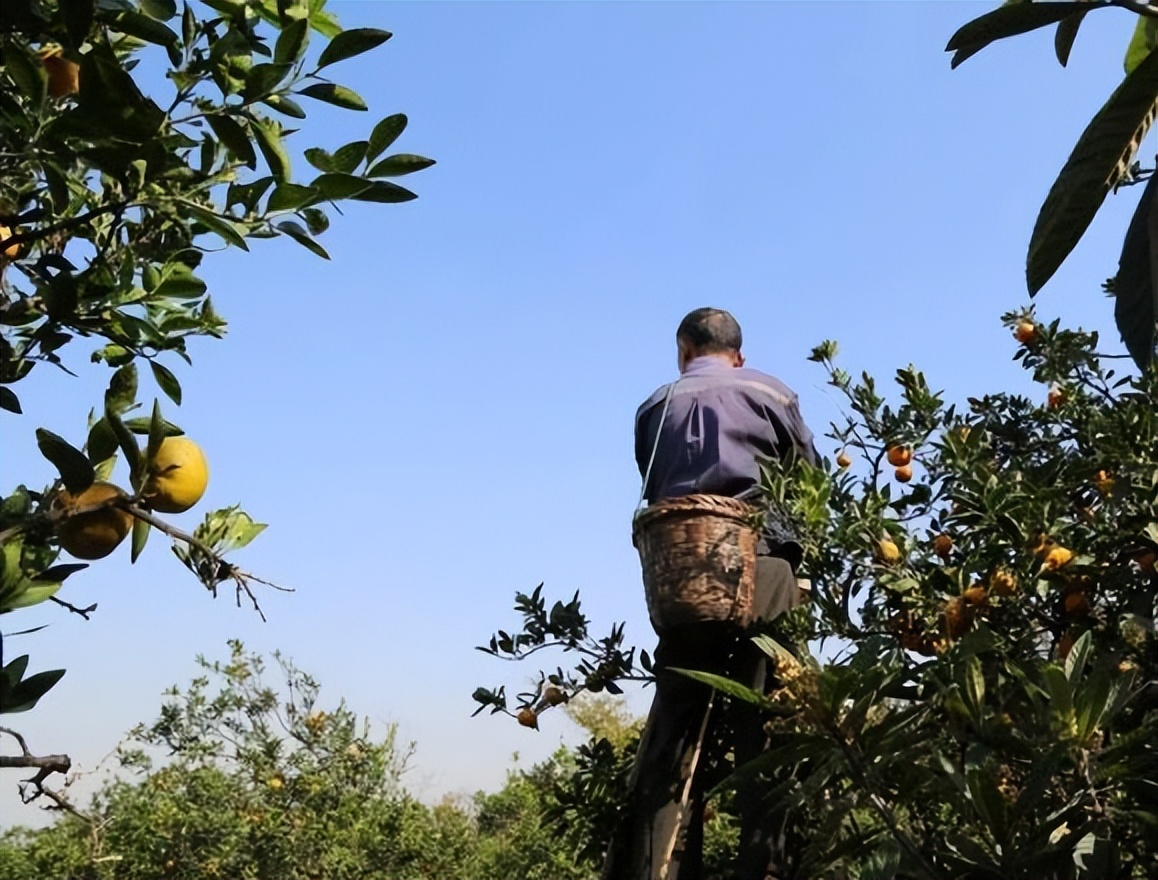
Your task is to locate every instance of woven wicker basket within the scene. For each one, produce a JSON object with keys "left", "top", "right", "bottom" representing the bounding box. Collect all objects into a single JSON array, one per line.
[{"left": 632, "top": 494, "right": 760, "bottom": 634}]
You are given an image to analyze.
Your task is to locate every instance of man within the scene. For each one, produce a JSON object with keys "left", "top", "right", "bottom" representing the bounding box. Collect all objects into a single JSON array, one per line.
[{"left": 604, "top": 307, "right": 818, "bottom": 880}]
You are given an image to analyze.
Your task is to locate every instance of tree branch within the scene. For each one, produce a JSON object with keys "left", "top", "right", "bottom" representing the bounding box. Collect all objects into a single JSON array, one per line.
[
  {"left": 1111, "top": 0, "right": 1158, "bottom": 20},
  {"left": 3, "top": 202, "right": 133, "bottom": 249}
]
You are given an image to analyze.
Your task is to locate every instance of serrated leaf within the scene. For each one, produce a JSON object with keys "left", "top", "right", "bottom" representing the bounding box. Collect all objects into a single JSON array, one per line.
[
  {"left": 205, "top": 114, "right": 257, "bottom": 169},
  {"left": 150, "top": 361, "right": 182, "bottom": 405},
  {"left": 1028, "top": 45, "right": 1158, "bottom": 295},
  {"left": 36, "top": 429, "right": 95, "bottom": 493},
  {"left": 946, "top": 2, "right": 1097, "bottom": 69},
  {"left": 316, "top": 27, "right": 391, "bottom": 69},
  {"left": 297, "top": 83, "right": 367, "bottom": 111},
  {"left": 367, "top": 113, "right": 407, "bottom": 162},
  {"left": 277, "top": 221, "right": 330, "bottom": 259},
  {"left": 366, "top": 153, "right": 435, "bottom": 177}
]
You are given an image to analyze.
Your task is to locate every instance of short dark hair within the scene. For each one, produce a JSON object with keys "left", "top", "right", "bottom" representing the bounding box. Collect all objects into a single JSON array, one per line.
[{"left": 676, "top": 307, "right": 742, "bottom": 353}]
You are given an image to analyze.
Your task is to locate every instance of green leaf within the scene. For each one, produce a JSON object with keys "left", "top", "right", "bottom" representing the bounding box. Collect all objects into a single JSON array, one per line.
[
  {"left": 205, "top": 113, "right": 257, "bottom": 169},
  {"left": 366, "top": 153, "right": 435, "bottom": 177},
  {"left": 1, "top": 582, "right": 63, "bottom": 612},
  {"left": 183, "top": 202, "right": 250, "bottom": 250},
  {"left": 268, "top": 183, "right": 319, "bottom": 211},
  {"left": 367, "top": 113, "right": 407, "bottom": 162},
  {"left": 150, "top": 361, "right": 182, "bottom": 405},
  {"left": 250, "top": 116, "right": 291, "bottom": 181},
  {"left": 1027, "top": 45, "right": 1158, "bottom": 295},
  {"left": 1054, "top": 10, "right": 1088, "bottom": 68},
  {"left": 34, "top": 564, "right": 89, "bottom": 583},
  {"left": 227, "top": 177, "right": 276, "bottom": 214},
  {"left": 130, "top": 517, "right": 150, "bottom": 563},
  {"left": 36, "top": 429, "right": 95, "bottom": 493},
  {"left": 61, "top": 0, "right": 96, "bottom": 49},
  {"left": 670, "top": 668, "right": 767, "bottom": 706},
  {"left": 109, "top": 10, "right": 179, "bottom": 46},
  {"left": 331, "top": 140, "right": 369, "bottom": 173},
  {"left": 182, "top": 1, "right": 195, "bottom": 46},
  {"left": 145, "top": 398, "right": 166, "bottom": 464},
  {"left": 310, "top": 172, "right": 373, "bottom": 200},
  {"left": 87, "top": 418, "right": 119, "bottom": 463},
  {"left": 106, "top": 364, "right": 138, "bottom": 416},
  {"left": 1125, "top": 16, "right": 1158, "bottom": 74},
  {"left": 275, "top": 17, "right": 310, "bottom": 64},
  {"left": 301, "top": 207, "right": 329, "bottom": 235},
  {"left": 316, "top": 27, "right": 392, "bottom": 69},
  {"left": 351, "top": 181, "right": 418, "bottom": 203},
  {"left": 0, "top": 387, "right": 21, "bottom": 414},
  {"left": 105, "top": 407, "right": 142, "bottom": 487},
  {"left": 297, "top": 83, "right": 367, "bottom": 111},
  {"left": 3, "top": 45, "right": 46, "bottom": 103},
  {"left": 3, "top": 668, "right": 67, "bottom": 713},
  {"left": 244, "top": 62, "right": 292, "bottom": 101},
  {"left": 263, "top": 94, "right": 306, "bottom": 118},
  {"left": 141, "top": 0, "right": 178, "bottom": 20},
  {"left": 1065, "top": 630, "right": 1092, "bottom": 684},
  {"left": 276, "top": 221, "right": 330, "bottom": 259},
  {"left": 946, "top": 2, "right": 1098, "bottom": 69},
  {"left": 154, "top": 263, "right": 207, "bottom": 299},
  {"left": 1111, "top": 171, "right": 1158, "bottom": 369},
  {"left": 123, "top": 416, "right": 184, "bottom": 436},
  {"left": 308, "top": 7, "right": 341, "bottom": 39}
]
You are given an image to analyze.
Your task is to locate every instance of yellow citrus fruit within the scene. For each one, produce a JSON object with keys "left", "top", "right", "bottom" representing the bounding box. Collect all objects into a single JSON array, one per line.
[
  {"left": 39, "top": 45, "right": 80, "bottom": 98},
  {"left": 989, "top": 568, "right": 1018, "bottom": 597},
  {"left": 962, "top": 584, "right": 989, "bottom": 608},
  {"left": 1013, "top": 322, "right": 1037, "bottom": 344},
  {"left": 516, "top": 707, "right": 538, "bottom": 729},
  {"left": 894, "top": 464, "right": 914, "bottom": 483},
  {"left": 0, "top": 224, "right": 19, "bottom": 260},
  {"left": 542, "top": 686, "right": 567, "bottom": 707},
  {"left": 55, "top": 481, "right": 133, "bottom": 560},
  {"left": 933, "top": 533, "right": 953, "bottom": 559},
  {"left": 1093, "top": 470, "right": 1114, "bottom": 495},
  {"left": 835, "top": 450, "right": 852, "bottom": 469},
  {"left": 142, "top": 437, "right": 209, "bottom": 513},
  {"left": 1043, "top": 546, "right": 1074, "bottom": 571},
  {"left": 943, "top": 596, "right": 972, "bottom": 639},
  {"left": 876, "top": 538, "right": 901, "bottom": 565},
  {"left": 886, "top": 445, "right": 912, "bottom": 467}
]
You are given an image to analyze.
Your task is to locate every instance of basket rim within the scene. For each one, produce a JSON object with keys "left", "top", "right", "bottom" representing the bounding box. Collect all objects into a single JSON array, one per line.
[{"left": 633, "top": 493, "right": 758, "bottom": 529}]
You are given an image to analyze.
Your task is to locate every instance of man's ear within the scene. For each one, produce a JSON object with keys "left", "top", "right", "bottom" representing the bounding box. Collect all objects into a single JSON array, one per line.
[{"left": 733, "top": 351, "right": 745, "bottom": 368}]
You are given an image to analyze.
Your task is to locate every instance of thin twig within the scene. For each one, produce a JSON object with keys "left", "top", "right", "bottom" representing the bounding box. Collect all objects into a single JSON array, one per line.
[
  {"left": 49, "top": 596, "right": 98, "bottom": 619},
  {"left": 3, "top": 202, "right": 133, "bottom": 249}
]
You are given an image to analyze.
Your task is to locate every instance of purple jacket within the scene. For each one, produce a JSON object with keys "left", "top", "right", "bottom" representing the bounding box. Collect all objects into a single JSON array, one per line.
[{"left": 635, "top": 357, "right": 818, "bottom": 506}]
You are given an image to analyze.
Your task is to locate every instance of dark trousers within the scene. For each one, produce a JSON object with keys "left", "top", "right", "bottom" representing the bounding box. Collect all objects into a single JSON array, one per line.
[{"left": 602, "top": 557, "right": 804, "bottom": 880}]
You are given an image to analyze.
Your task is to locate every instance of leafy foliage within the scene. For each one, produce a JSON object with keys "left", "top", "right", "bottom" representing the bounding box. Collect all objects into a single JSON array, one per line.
[
  {"left": 475, "top": 311, "right": 1157, "bottom": 878},
  {"left": 948, "top": 1, "right": 1158, "bottom": 369},
  {"left": 0, "top": 0, "right": 430, "bottom": 796}
]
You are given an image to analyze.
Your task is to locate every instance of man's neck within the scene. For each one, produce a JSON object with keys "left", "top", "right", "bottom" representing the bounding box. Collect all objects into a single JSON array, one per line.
[{"left": 680, "top": 355, "right": 738, "bottom": 375}]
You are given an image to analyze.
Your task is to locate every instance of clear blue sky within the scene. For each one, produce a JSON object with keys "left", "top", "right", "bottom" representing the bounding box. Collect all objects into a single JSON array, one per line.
[{"left": 1, "top": 1, "right": 1147, "bottom": 823}]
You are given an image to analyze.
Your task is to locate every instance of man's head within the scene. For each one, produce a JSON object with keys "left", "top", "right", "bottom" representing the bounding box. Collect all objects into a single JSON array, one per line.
[{"left": 676, "top": 307, "right": 744, "bottom": 372}]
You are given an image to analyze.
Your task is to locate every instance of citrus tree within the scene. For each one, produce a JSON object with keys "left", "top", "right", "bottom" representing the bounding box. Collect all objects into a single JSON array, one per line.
[
  {"left": 946, "top": 0, "right": 1158, "bottom": 368},
  {"left": 474, "top": 309, "right": 1157, "bottom": 879},
  {"left": 0, "top": 0, "right": 431, "bottom": 806}
]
